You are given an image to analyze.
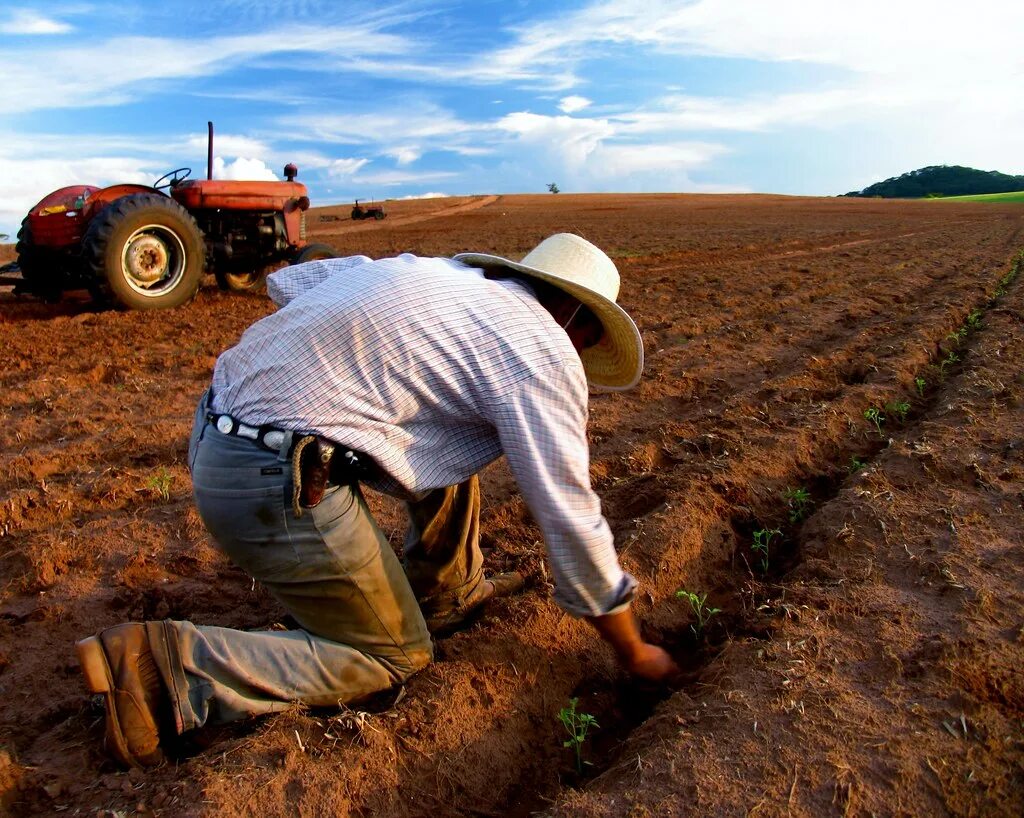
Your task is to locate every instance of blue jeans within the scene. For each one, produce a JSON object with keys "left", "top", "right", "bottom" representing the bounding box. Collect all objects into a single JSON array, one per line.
[{"left": 152, "top": 392, "right": 458, "bottom": 733}]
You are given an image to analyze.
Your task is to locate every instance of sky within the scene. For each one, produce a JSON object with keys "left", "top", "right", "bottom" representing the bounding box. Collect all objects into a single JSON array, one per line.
[{"left": 1, "top": 0, "right": 1023, "bottom": 239}]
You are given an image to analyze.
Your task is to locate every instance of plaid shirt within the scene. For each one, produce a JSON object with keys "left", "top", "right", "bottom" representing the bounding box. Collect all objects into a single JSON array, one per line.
[{"left": 210, "top": 254, "right": 636, "bottom": 617}]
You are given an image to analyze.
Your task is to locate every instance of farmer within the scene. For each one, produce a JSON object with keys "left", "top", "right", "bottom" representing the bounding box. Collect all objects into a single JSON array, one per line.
[{"left": 75, "top": 232, "right": 679, "bottom": 767}]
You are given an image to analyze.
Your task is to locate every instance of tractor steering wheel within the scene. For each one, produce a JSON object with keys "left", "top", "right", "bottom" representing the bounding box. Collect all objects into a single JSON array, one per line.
[{"left": 153, "top": 167, "right": 192, "bottom": 190}]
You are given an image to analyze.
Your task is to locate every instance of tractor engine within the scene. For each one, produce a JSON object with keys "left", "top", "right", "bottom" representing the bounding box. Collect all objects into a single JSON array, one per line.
[{"left": 192, "top": 210, "right": 297, "bottom": 273}]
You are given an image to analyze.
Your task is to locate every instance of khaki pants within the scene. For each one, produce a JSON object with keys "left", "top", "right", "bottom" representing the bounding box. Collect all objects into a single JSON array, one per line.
[{"left": 153, "top": 395, "right": 484, "bottom": 734}]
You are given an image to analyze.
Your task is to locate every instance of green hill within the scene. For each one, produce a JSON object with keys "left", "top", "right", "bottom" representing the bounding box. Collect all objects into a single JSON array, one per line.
[
  {"left": 934, "top": 190, "right": 1024, "bottom": 203},
  {"left": 843, "top": 165, "right": 1024, "bottom": 199}
]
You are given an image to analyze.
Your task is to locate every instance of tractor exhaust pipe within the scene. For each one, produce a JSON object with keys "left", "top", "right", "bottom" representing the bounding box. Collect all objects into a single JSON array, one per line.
[{"left": 207, "top": 121, "right": 214, "bottom": 180}]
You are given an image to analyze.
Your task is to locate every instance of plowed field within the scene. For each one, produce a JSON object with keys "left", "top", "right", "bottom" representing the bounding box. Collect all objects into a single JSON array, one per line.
[{"left": 1, "top": 194, "right": 1022, "bottom": 817}]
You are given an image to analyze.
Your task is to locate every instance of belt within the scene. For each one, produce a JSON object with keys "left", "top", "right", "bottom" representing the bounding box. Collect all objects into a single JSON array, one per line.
[{"left": 207, "top": 411, "right": 293, "bottom": 455}]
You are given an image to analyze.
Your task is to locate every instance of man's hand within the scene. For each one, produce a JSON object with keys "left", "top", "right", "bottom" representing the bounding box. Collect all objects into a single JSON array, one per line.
[
  {"left": 586, "top": 607, "right": 680, "bottom": 684},
  {"left": 620, "top": 642, "right": 679, "bottom": 683}
]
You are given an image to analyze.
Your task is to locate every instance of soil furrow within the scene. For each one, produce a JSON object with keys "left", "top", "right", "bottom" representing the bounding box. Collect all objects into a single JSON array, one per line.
[{"left": 1, "top": 195, "right": 1022, "bottom": 817}]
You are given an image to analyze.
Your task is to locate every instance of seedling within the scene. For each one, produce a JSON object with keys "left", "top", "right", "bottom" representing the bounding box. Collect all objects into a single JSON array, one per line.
[
  {"left": 966, "top": 310, "right": 983, "bottom": 330},
  {"left": 751, "top": 528, "right": 781, "bottom": 574},
  {"left": 939, "top": 350, "right": 960, "bottom": 379},
  {"left": 145, "top": 467, "right": 173, "bottom": 500},
  {"left": 847, "top": 456, "right": 867, "bottom": 474},
  {"left": 782, "top": 486, "right": 811, "bottom": 523},
  {"left": 864, "top": 406, "right": 885, "bottom": 437},
  {"left": 885, "top": 400, "right": 910, "bottom": 424},
  {"left": 675, "top": 589, "right": 722, "bottom": 637},
  {"left": 558, "top": 697, "right": 598, "bottom": 773},
  {"left": 946, "top": 327, "right": 967, "bottom": 345},
  {"left": 914, "top": 376, "right": 926, "bottom": 397}
]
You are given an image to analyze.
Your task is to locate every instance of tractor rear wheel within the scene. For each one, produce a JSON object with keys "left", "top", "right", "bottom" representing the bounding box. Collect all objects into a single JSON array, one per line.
[
  {"left": 292, "top": 243, "right": 338, "bottom": 265},
  {"left": 374, "top": 210, "right": 385, "bottom": 220},
  {"left": 15, "top": 218, "right": 62, "bottom": 301},
  {"left": 83, "top": 193, "right": 204, "bottom": 310}
]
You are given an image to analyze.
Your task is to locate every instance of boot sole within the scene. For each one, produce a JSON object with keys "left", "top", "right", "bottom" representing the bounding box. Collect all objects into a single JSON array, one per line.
[{"left": 76, "top": 636, "right": 138, "bottom": 768}]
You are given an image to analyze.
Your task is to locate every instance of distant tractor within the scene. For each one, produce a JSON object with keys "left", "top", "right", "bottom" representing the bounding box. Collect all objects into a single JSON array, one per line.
[
  {"left": 14, "top": 122, "right": 337, "bottom": 310},
  {"left": 350, "top": 200, "right": 387, "bottom": 221}
]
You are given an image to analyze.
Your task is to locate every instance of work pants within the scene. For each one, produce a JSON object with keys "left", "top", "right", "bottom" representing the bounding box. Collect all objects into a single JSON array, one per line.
[{"left": 150, "top": 395, "right": 485, "bottom": 734}]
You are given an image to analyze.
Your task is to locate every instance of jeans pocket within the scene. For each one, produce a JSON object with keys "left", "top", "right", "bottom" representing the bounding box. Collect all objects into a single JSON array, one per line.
[
  {"left": 194, "top": 482, "right": 300, "bottom": 578},
  {"left": 187, "top": 390, "right": 210, "bottom": 474}
]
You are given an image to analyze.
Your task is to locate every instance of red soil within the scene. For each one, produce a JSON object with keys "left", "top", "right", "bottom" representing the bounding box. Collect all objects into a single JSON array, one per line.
[{"left": 0, "top": 193, "right": 1021, "bottom": 817}]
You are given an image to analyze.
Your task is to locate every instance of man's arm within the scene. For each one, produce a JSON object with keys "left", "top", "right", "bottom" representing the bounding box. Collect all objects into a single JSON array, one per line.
[
  {"left": 491, "top": 363, "right": 678, "bottom": 682},
  {"left": 586, "top": 609, "right": 679, "bottom": 682},
  {"left": 266, "top": 255, "right": 372, "bottom": 307}
]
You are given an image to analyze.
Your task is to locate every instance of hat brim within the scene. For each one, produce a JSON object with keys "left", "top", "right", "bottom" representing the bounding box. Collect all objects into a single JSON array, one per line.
[{"left": 454, "top": 252, "right": 644, "bottom": 392}]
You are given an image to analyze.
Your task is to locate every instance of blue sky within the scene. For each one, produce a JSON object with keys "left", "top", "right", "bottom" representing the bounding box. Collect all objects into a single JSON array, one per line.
[{"left": 2, "top": 0, "right": 1022, "bottom": 238}]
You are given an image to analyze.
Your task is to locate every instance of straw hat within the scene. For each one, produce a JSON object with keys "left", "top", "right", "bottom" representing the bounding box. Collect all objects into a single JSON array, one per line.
[{"left": 455, "top": 233, "right": 643, "bottom": 391}]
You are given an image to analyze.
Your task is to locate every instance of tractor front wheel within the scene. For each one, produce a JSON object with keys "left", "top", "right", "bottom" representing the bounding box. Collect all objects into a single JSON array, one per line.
[
  {"left": 83, "top": 193, "right": 204, "bottom": 310},
  {"left": 292, "top": 243, "right": 338, "bottom": 265},
  {"left": 218, "top": 270, "right": 266, "bottom": 292}
]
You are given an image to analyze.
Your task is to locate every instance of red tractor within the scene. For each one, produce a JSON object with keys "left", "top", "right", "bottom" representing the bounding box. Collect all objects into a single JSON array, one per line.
[
  {"left": 14, "top": 122, "right": 337, "bottom": 310},
  {"left": 350, "top": 199, "right": 387, "bottom": 221}
]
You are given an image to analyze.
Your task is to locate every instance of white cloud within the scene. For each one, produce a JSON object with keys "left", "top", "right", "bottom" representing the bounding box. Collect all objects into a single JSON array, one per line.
[
  {"left": 559, "top": 96, "right": 591, "bottom": 114},
  {"left": 496, "top": 112, "right": 616, "bottom": 167},
  {"left": 326, "top": 158, "right": 371, "bottom": 179},
  {"left": 0, "top": 10, "right": 72, "bottom": 35},
  {"left": 398, "top": 192, "right": 448, "bottom": 199},
  {"left": 354, "top": 169, "right": 459, "bottom": 186},
  {"left": 595, "top": 141, "right": 728, "bottom": 177},
  {"left": 0, "top": 23, "right": 412, "bottom": 113},
  {"left": 187, "top": 132, "right": 271, "bottom": 159},
  {"left": 284, "top": 107, "right": 474, "bottom": 145},
  {"left": 388, "top": 147, "right": 422, "bottom": 166},
  {"left": 212, "top": 156, "right": 278, "bottom": 181}
]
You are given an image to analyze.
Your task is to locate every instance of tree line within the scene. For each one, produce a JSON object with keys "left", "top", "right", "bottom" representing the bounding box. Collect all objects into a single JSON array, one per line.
[{"left": 842, "top": 165, "right": 1024, "bottom": 198}]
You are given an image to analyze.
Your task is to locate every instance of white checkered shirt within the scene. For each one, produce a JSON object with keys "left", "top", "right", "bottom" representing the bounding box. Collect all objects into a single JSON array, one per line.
[{"left": 210, "top": 254, "right": 636, "bottom": 617}]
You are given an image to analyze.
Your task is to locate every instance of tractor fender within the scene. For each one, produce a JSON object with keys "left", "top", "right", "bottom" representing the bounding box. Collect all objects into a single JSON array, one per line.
[
  {"left": 26, "top": 185, "right": 102, "bottom": 249},
  {"left": 85, "top": 184, "right": 166, "bottom": 220},
  {"left": 28, "top": 185, "right": 101, "bottom": 216}
]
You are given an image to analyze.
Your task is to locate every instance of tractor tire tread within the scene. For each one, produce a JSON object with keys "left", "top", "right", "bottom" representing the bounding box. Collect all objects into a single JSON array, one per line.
[{"left": 83, "top": 193, "right": 204, "bottom": 310}]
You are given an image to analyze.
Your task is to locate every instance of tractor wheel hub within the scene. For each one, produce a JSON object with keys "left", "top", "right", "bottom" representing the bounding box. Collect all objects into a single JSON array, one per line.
[{"left": 125, "top": 235, "right": 168, "bottom": 284}]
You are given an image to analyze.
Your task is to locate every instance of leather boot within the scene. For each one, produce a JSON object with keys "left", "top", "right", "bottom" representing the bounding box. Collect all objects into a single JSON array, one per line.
[
  {"left": 423, "top": 572, "right": 525, "bottom": 635},
  {"left": 76, "top": 623, "right": 168, "bottom": 768}
]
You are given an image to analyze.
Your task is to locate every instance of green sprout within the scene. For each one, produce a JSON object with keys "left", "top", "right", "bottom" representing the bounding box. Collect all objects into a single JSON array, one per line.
[
  {"left": 914, "top": 376, "right": 926, "bottom": 397},
  {"left": 966, "top": 310, "right": 983, "bottom": 330},
  {"left": 946, "top": 327, "right": 967, "bottom": 345},
  {"left": 751, "top": 528, "right": 781, "bottom": 574},
  {"left": 782, "top": 486, "right": 812, "bottom": 523},
  {"left": 864, "top": 406, "right": 885, "bottom": 437},
  {"left": 939, "top": 350, "right": 960, "bottom": 379},
  {"left": 847, "top": 456, "right": 867, "bottom": 474},
  {"left": 558, "top": 697, "right": 599, "bottom": 774},
  {"left": 145, "top": 467, "right": 173, "bottom": 501},
  {"left": 885, "top": 400, "right": 911, "bottom": 424},
  {"left": 675, "top": 589, "right": 722, "bottom": 637}
]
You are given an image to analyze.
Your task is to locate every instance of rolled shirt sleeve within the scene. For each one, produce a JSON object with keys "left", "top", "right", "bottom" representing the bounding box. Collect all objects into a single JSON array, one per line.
[
  {"left": 267, "top": 255, "right": 373, "bottom": 307},
  {"left": 491, "top": 361, "right": 637, "bottom": 618}
]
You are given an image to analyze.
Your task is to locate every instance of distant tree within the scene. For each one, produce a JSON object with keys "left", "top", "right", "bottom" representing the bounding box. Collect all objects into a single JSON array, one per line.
[
  {"left": 547, "top": 183, "right": 560, "bottom": 194},
  {"left": 843, "top": 165, "right": 1024, "bottom": 198}
]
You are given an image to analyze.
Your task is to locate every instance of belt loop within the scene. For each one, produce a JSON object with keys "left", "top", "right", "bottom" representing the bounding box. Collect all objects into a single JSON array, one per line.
[{"left": 277, "top": 429, "right": 294, "bottom": 461}]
